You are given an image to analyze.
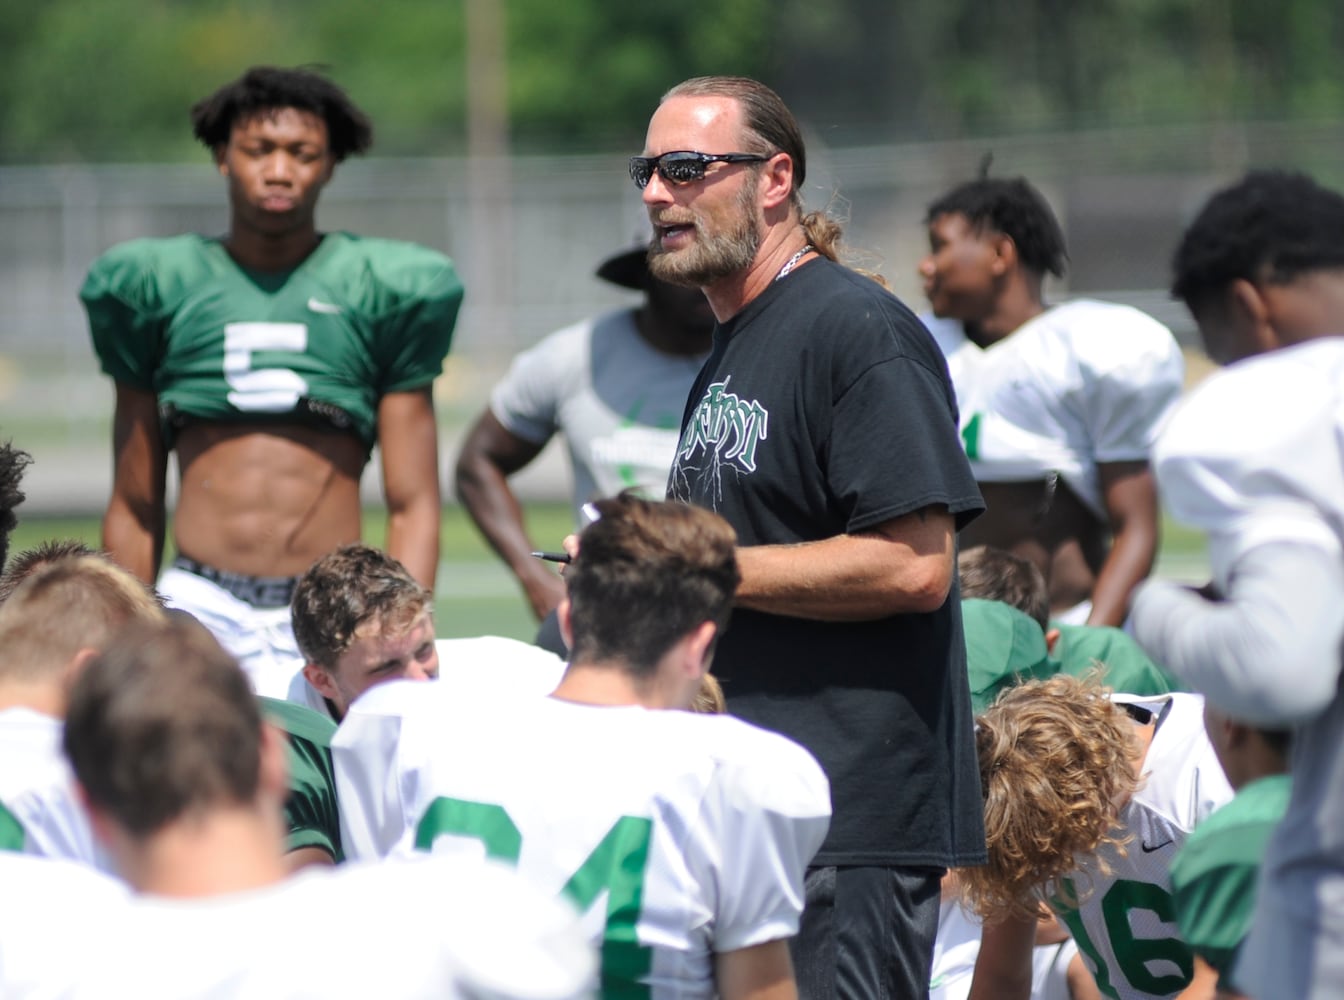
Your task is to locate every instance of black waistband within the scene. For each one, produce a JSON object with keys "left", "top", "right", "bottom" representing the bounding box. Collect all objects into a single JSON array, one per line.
[{"left": 172, "top": 556, "right": 299, "bottom": 609}]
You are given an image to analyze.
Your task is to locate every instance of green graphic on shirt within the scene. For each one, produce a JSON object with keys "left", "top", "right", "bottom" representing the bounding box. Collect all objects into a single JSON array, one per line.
[
  {"left": 677, "top": 379, "right": 769, "bottom": 474},
  {"left": 615, "top": 396, "right": 681, "bottom": 490},
  {"left": 962, "top": 412, "right": 982, "bottom": 459}
]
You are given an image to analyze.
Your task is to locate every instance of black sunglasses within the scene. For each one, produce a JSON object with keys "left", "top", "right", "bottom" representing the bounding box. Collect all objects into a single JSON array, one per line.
[{"left": 628, "top": 150, "right": 770, "bottom": 190}]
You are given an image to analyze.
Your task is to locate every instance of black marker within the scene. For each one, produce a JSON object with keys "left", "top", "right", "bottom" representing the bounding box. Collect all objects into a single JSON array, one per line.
[{"left": 530, "top": 550, "right": 571, "bottom": 564}]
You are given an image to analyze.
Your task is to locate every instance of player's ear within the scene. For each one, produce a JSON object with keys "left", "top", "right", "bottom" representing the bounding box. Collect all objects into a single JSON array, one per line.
[
  {"left": 214, "top": 145, "right": 230, "bottom": 175},
  {"left": 1044, "top": 627, "right": 1061, "bottom": 654},
  {"left": 688, "top": 620, "right": 718, "bottom": 675},
  {"left": 1228, "top": 278, "right": 1267, "bottom": 323},
  {"left": 302, "top": 662, "right": 339, "bottom": 702},
  {"left": 74, "top": 783, "right": 115, "bottom": 848},
  {"left": 989, "top": 233, "right": 1016, "bottom": 276},
  {"left": 557, "top": 598, "right": 575, "bottom": 652}
]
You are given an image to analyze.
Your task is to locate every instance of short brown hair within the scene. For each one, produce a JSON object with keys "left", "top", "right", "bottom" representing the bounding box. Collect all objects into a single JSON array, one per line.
[
  {"left": 959, "top": 674, "right": 1142, "bottom": 923},
  {"left": 566, "top": 495, "right": 739, "bottom": 675},
  {"left": 291, "top": 544, "right": 432, "bottom": 669},
  {"left": 63, "top": 619, "right": 263, "bottom": 837},
  {"left": 0, "top": 555, "right": 164, "bottom": 683},
  {"left": 958, "top": 545, "right": 1051, "bottom": 631}
]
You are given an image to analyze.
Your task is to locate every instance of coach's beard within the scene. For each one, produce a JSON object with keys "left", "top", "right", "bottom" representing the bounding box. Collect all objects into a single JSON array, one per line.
[{"left": 649, "top": 191, "right": 761, "bottom": 289}]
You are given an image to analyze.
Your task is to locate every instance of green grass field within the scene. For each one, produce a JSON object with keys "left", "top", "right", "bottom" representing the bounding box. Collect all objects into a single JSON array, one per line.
[
  {"left": 6, "top": 504, "right": 1209, "bottom": 641},
  {"left": 6, "top": 503, "right": 578, "bottom": 642}
]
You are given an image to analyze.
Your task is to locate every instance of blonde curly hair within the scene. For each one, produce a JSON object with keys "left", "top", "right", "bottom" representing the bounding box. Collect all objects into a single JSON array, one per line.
[{"left": 958, "top": 673, "right": 1143, "bottom": 923}]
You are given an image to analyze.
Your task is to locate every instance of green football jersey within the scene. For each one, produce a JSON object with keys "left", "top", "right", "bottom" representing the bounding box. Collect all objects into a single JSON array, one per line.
[
  {"left": 81, "top": 233, "right": 462, "bottom": 449},
  {"left": 0, "top": 800, "right": 23, "bottom": 852},
  {"left": 259, "top": 696, "right": 343, "bottom": 863},
  {"left": 1169, "top": 774, "right": 1291, "bottom": 983}
]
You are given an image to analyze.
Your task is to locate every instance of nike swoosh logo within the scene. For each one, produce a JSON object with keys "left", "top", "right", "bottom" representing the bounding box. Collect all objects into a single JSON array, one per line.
[
  {"left": 307, "top": 297, "right": 342, "bottom": 314},
  {"left": 1141, "top": 839, "right": 1174, "bottom": 853}
]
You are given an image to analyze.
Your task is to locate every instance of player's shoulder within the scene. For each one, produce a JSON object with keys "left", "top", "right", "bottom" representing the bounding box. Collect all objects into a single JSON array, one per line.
[
  {"left": 1122, "top": 692, "right": 1234, "bottom": 824},
  {"left": 258, "top": 695, "right": 337, "bottom": 746},
  {"left": 340, "top": 675, "right": 460, "bottom": 724},
  {"left": 82, "top": 234, "right": 221, "bottom": 306},
  {"left": 1162, "top": 339, "right": 1344, "bottom": 456},
  {"left": 663, "top": 711, "right": 831, "bottom": 818},
  {"left": 1173, "top": 775, "right": 1291, "bottom": 878},
  {"left": 521, "top": 310, "right": 625, "bottom": 360},
  {"left": 322, "top": 232, "right": 463, "bottom": 300},
  {"left": 1033, "top": 298, "right": 1180, "bottom": 365}
]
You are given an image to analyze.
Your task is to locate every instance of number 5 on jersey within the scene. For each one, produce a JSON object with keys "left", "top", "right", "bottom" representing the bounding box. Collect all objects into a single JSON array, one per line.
[{"left": 224, "top": 322, "right": 310, "bottom": 412}]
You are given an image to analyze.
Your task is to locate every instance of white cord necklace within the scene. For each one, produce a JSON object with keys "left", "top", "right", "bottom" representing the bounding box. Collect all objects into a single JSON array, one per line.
[{"left": 774, "top": 244, "right": 814, "bottom": 282}]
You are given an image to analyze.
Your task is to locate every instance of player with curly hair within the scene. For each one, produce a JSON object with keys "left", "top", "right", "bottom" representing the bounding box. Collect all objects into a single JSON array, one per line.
[
  {"left": 284, "top": 542, "right": 437, "bottom": 722},
  {"left": 961, "top": 675, "right": 1231, "bottom": 1000}
]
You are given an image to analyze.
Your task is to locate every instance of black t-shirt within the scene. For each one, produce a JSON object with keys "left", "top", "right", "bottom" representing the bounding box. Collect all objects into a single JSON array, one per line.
[{"left": 668, "top": 258, "right": 987, "bottom": 867}]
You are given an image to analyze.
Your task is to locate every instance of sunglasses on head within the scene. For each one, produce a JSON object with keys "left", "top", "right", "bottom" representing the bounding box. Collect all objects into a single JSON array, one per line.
[{"left": 628, "top": 150, "right": 770, "bottom": 190}]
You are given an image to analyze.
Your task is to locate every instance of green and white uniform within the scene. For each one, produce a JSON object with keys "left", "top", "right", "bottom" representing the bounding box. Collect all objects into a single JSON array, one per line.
[
  {"left": 81, "top": 233, "right": 462, "bottom": 676},
  {"left": 82, "top": 233, "right": 461, "bottom": 449},
  {"left": 259, "top": 697, "right": 343, "bottom": 863},
  {"left": 1053, "top": 693, "right": 1233, "bottom": 1000},
  {"left": 1169, "top": 774, "right": 1291, "bottom": 988},
  {"left": 333, "top": 680, "right": 832, "bottom": 999}
]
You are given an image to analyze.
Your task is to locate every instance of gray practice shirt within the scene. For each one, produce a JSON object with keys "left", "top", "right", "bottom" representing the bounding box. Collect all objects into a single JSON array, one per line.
[{"left": 489, "top": 309, "right": 708, "bottom": 519}]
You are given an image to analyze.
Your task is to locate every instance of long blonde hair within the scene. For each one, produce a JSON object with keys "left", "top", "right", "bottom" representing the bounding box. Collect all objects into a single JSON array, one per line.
[{"left": 958, "top": 674, "right": 1143, "bottom": 923}]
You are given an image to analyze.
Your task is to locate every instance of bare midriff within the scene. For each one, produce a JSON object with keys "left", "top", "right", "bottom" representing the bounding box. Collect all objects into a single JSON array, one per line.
[
  {"left": 959, "top": 479, "right": 1108, "bottom": 615},
  {"left": 173, "top": 422, "right": 366, "bottom": 579}
]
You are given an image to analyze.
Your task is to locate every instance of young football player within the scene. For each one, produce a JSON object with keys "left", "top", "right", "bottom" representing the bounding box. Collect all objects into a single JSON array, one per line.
[
  {"left": 1131, "top": 169, "right": 1344, "bottom": 999},
  {"left": 920, "top": 178, "right": 1183, "bottom": 626},
  {"left": 58, "top": 617, "right": 595, "bottom": 999},
  {"left": 962, "top": 675, "right": 1231, "bottom": 1000},
  {"left": 334, "top": 495, "right": 831, "bottom": 999},
  {"left": 81, "top": 66, "right": 461, "bottom": 679}
]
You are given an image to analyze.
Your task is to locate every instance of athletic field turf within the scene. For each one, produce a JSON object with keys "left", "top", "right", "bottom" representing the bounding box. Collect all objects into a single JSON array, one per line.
[{"left": 6, "top": 503, "right": 1209, "bottom": 643}]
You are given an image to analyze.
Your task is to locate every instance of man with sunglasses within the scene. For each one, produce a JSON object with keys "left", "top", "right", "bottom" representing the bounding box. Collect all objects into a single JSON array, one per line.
[{"left": 640, "top": 76, "right": 986, "bottom": 999}]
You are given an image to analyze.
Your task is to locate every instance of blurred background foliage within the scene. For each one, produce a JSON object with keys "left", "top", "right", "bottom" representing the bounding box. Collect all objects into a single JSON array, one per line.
[{"left": 3, "top": 0, "right": 1342, "bottom": 162}]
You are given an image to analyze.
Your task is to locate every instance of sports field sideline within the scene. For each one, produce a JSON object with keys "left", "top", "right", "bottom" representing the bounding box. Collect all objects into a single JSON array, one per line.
[{"left": 6, "top": 502, "right": 1210, "bottom": 645}]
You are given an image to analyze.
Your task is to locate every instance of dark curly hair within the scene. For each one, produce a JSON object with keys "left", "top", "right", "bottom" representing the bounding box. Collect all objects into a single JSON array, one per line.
[
  {"left": 0, "top": 440, "right": 32, "bottom": 573},
  {"left": 925, "top": 177, "right": 1068, "bottom": 279},
  {"left": 1171, "top": 170, "right": 1344, "bottom": 312},
  {"left": 190, "top": 65, "right": 373, "bottom": 162}
]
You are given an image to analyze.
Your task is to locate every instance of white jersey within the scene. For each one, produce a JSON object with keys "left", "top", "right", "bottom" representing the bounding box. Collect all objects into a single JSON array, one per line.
[
  {"left": 334, "top": 681, "right": 831, "bottom": 998},
  {"left": 1138, "top": 338, "right": 1344, "bottom": 999},
  {"left": 924, "top": 300, "right": 1184, "bottom": 517},
  {"left": 1, "top": 854, "right": 592, "bottom": 1000},
  {"left": 1150, "top": 338, "right": 1344, "bottom": 589},
  {"left": 1054, "top": 693, "right": 1232, "bottom": 1000},
  {"left": 0, "top": 708, "right": 111, "bottom": 871},
  {"left": 489, "top": 309, "right": 709, "bottom": 518},
  {"left": 0, "top": 853, "right": 128, "bottom": 998}
]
